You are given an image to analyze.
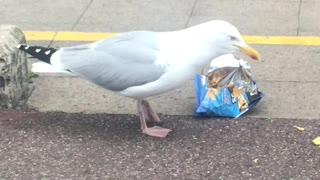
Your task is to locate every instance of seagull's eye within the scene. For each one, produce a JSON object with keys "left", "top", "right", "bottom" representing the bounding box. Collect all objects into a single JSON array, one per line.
[{"left": 230, "top": 36, "right": 237, "bottom": 41}]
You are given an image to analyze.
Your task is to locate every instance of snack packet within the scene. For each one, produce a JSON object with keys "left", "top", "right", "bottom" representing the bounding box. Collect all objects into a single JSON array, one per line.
[{"left": 194, "top": 54, "right": 264, "bottom": 118}]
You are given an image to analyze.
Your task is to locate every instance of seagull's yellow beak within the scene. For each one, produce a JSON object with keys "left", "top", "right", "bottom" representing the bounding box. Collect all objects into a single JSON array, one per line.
[{"left": 240, "top": 45, "right": 261, "bottom": 61}]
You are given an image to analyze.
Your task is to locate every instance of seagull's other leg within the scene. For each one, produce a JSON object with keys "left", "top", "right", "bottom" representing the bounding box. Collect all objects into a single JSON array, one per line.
[
  {"left": 137, "top": 100, "right": 172, "bottom": 138},
  {"left": 141, "top": 100, "right": 162, "bottom": 125}
]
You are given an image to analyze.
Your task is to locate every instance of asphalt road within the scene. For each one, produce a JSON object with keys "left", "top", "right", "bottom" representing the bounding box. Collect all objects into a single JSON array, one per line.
[{"left": 0, "top": 109, "right": 319, "bottom": 180}]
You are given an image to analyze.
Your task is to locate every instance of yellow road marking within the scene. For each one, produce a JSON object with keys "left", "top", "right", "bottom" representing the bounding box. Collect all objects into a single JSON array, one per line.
[
  {"left": 24, "top": 31, "right": 320, "bottom": 46},
  {"left": 242, "top": 36, "right": 320, "bottom": 46},
  {"left": 24, "top": 31, "right": 57, "bottom": 41},
  {"left": 54, "top": 31, "right": 118, "bottom": 41}
]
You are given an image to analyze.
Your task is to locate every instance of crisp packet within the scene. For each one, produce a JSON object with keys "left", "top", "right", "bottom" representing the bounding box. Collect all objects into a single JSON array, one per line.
[{"left": 194, "top": 54, "right": 264, "bottom": 118}]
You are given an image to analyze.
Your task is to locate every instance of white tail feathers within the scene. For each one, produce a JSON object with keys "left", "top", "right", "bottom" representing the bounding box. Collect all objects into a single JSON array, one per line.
[{"left": 32, "top": 61, "right": 73, "bottom": 75}]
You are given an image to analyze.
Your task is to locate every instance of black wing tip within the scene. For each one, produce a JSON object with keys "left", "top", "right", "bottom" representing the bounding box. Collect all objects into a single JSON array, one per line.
[
  {"left": 16, "top": 44, "right": 58, "bottom": 64},
  {"left": 17, "top": 44, "right": 28, "bottom": 50},
  {"left": 16, "top": 44, "right": 22, "bottom": 49}
]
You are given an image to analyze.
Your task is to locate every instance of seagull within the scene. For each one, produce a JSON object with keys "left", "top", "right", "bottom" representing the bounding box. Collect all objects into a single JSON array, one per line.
[{"left": 17, "top": 20, "right": 260, "bottom": 138}]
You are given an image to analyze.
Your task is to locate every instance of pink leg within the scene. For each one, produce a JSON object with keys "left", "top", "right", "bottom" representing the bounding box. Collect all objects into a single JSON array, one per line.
[
  {"left": 140, "top": 103, "right": 152, "bottom": 122},
  {"left": 141, "top": 100, "right": 161, "bottom": 123},
  {"left": 137, "top": 100, "right": 172, "bottom": 138}
]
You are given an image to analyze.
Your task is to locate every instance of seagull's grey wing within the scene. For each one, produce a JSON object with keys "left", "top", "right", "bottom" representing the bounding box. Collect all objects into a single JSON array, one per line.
[{"left": 52, "top": 31, "right": 167, "bottom": 91}]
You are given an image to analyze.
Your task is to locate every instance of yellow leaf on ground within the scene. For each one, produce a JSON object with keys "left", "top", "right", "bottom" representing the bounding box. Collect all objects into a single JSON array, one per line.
[
  {"left": 293, "top": 126, "right": 305, "bottom": 132},
  {"left": 312, "top": 137, "right": 320, "bottom": 146}
]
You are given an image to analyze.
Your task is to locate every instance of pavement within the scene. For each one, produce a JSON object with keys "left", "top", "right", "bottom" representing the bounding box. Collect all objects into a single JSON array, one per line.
[
  {"left": 1, "top": 0, "right": 320, "bottom": 179},
  {"left": 1, "top": 109, "right": 320, "bottom": 179}
]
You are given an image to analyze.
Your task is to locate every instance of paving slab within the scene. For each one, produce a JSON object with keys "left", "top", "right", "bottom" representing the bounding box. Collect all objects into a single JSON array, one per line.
[
  {"left": 299, "top": 0, "right": 320, "bottom": 36},
  {"left": 27, "top": 75, "right": 320, "bottom": 120},
  {"left": 245, "top": 45, "right": 320, "bottom": 82},
  {"left": 73, "top": 0, "right": 196, "bottom": 32},
  {"left": 27, "top": 76, "right": 195, "bottom": 115},
  {"left": 1, "top": 109, "right": 319, "bottom": 179},
  {"left": 247, "top": 81, "right": 320, "bottom": 119},
  {"left": 1, "top": 0, "right": 318, "bottom": 36},
  {"left": 0, "top": 0, "right": 92, "bottom": 31},
  {"left": 188, "top": 0, "right": 300, "bottom": 36}
]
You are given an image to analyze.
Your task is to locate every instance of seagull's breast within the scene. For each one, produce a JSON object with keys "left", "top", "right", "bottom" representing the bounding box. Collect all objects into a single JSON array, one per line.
[{"left": 119, "top": 64, "right": 198, "bottom": 99}]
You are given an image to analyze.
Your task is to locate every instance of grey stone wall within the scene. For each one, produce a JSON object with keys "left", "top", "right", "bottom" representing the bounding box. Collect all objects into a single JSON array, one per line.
[{"left": 0, "top": 25, "right": 29, "bottom": 108}]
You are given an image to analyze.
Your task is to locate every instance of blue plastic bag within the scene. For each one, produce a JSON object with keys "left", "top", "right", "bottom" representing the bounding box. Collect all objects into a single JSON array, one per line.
[{"left": 194, "top": 55, "right": 264, "bottom": 118}]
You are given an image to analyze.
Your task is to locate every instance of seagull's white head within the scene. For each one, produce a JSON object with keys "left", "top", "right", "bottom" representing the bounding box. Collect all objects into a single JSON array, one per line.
[{"left": 193, "top": 20, "right": 260, "bottom": 61}]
